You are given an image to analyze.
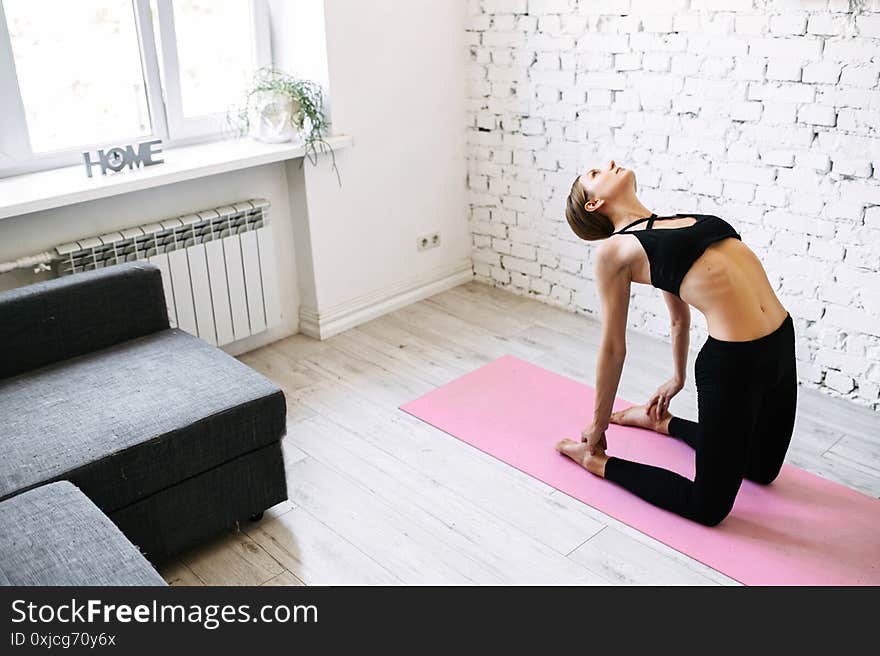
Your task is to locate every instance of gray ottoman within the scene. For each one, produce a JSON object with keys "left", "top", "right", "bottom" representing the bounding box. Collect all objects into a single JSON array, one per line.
[{"left": 0, "top": 481, "right": 166, "bottom": 586}]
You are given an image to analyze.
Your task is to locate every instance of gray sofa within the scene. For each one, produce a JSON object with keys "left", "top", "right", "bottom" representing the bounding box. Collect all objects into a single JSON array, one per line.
[{"left": 0, "top": 262, "right": 288, "bottom": 583}]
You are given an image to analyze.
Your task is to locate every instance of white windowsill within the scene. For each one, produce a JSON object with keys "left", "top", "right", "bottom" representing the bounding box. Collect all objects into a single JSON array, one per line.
[{"left": 0, "top": 134, "right": 353, "bottom": 221}]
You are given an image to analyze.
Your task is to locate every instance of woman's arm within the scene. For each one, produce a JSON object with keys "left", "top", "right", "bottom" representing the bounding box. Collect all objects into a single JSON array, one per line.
[
  {"left": 591, "top": 242, "right": 631, "bottom": 432},
  {"left": 662, "top": 291, "right": 690, "bottom": 384}
]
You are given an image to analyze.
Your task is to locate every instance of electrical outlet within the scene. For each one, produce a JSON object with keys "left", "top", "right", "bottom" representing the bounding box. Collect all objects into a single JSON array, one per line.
[{"left": 417, "top": 231, "right": 441, "bottom": 251}]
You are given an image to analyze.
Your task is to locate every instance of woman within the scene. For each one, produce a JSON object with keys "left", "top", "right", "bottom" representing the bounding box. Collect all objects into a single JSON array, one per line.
[{"left": 555, "top": 160, "right": 798, "bottom": 527}]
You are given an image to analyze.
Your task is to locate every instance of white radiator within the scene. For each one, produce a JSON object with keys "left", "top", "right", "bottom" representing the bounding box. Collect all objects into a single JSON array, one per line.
[{"left": 55, "top": 199, "right": 282, "bottom": 347}]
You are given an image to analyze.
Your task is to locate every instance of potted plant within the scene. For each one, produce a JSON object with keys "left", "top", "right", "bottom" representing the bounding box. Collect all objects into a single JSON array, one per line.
[{"left": 226, "top": 66, "right": 342, "bottom": 186}]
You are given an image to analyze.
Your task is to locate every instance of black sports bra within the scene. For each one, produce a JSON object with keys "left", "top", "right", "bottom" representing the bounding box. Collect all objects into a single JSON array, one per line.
[{"left": 612, "top": 212, "right": 742, "bottom": 297}]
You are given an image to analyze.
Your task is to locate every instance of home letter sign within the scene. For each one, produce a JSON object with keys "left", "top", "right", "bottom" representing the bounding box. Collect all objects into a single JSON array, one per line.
[{"left": 82, "top": 139, "right": 164, "bottom": 178}]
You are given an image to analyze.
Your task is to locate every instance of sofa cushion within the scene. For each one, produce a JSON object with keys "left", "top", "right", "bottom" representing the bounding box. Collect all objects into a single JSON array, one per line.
[
  {"left": 0, "top": 328, "right": 286, "bottom": 511},
  {"left": 0, "top": 262, "right": 169, "bottom": 379},
  {"left": 0, "top": 481, "right": 166, "bottom": 586}
]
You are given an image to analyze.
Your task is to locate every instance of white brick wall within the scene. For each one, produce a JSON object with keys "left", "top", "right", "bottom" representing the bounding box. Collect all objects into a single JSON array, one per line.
[{"left": 466, "top": 0, "right": 880, "bottom": 411}]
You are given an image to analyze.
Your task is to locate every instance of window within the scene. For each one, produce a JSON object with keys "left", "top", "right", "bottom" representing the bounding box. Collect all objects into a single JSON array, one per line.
[{"left": 0, "top": 0, "right": 270, "bottom": 178}]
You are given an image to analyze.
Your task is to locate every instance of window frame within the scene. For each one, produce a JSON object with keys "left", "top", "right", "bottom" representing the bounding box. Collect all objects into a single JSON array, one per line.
[
  {"left": 151, "top": 0, "right": 271, "bottom": 142},
  {"left": 0, "top": 0, "right": 271, "bottom": 179}
]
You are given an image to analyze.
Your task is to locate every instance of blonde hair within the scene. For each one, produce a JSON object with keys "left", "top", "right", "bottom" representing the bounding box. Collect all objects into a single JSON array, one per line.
[{"left": 565, "top": 175, "right": 615, "bottom": 241}]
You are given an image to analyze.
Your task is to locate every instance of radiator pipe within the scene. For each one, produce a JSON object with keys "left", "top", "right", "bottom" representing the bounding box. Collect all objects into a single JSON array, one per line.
[{"left": 0, "top": 251, "right": 56, "bottom": 274}]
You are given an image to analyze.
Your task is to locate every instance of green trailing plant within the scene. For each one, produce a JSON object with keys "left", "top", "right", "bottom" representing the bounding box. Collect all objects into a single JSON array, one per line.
[{"left": 226, "top": 66, "right": 342, "bottom": 187}]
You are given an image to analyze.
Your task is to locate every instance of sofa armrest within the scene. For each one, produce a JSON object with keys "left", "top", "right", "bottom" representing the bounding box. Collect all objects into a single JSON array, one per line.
[{"left": 0, "top": 262, "right": 170, "bottom": 379}]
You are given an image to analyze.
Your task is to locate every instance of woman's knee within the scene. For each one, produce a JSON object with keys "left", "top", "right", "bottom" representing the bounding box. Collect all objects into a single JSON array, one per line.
[
  {"left": 691, "top": 487, "right": 740, "bottom": 527},
  {"left": 692, "top": 504, "right": 732, "bottom": 527},
  {"left": 749, "top": 467, "right": 781, "bottom": 486}
]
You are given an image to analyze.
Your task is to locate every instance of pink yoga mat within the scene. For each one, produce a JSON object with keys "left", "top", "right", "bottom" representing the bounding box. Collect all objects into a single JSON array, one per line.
[{"left": 399, "top": 355, "right": 880, "bottom": 586}]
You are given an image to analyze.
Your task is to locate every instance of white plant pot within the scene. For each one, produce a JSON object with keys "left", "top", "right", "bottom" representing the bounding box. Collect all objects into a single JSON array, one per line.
[{"left": 247, "top": 90, "right": 304, "bottom": 144}]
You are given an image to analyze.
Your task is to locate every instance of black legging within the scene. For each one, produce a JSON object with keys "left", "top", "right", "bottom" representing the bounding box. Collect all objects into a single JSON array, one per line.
[{"left": 604, "top": 311, "right": 797, "bottom": 527}]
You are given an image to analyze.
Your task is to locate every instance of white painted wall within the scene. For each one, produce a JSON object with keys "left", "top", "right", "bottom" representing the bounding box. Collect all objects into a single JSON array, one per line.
[
  {"left": 0, "top": 1, "right": 471, "bottom": 355},
  {"left": 287, "top": 0, "right": 472, "bottom": 328},
  {"left": 467, "top": 0, "right": 880, "bottom": 410}
]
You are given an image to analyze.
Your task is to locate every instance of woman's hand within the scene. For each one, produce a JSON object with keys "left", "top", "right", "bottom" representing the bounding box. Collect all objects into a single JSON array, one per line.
[
  {"left": 646, "top": 377, "right": 684, "bottom": 421},
  {"left": 580, "top": 424, "right": 607, "bottom": 456}
]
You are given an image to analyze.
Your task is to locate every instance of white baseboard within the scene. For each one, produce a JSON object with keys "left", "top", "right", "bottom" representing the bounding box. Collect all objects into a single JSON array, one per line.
[
  {"left": 224, "top": 257, "right": 473, "bottom": 355},
  {"left": 220, "top": 321, "right": 300, "bottom": 358},
  {"left": 299, "top": 257, "right": 474, "bottom": 340}
]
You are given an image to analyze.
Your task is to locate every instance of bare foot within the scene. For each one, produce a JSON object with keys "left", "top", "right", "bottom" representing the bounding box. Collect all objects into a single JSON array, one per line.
[
  {"left": 609, "top": 404, "right": 672, "bottom": 435},
  {"left": 555, "top": 439, "right": 608, "bottom": 478}
]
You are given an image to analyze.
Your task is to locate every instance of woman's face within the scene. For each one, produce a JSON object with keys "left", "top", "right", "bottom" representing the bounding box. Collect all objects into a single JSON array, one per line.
[{"left": 578, "top": 160, "right": 636, "bottom": 210}]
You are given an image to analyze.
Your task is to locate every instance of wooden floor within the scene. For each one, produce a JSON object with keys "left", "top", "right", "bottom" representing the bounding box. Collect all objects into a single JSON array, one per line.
[{"left": 157, "top": 281, "right": 880, "bottom": 586}]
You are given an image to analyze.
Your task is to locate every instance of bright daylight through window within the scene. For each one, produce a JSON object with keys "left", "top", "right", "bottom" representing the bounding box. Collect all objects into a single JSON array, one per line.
[
  {"left": 5, "top": 0, "right": 150, "bottom": 153},
  {"left": 0, "top": 0, "right": 268, "bottom": 177}
]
